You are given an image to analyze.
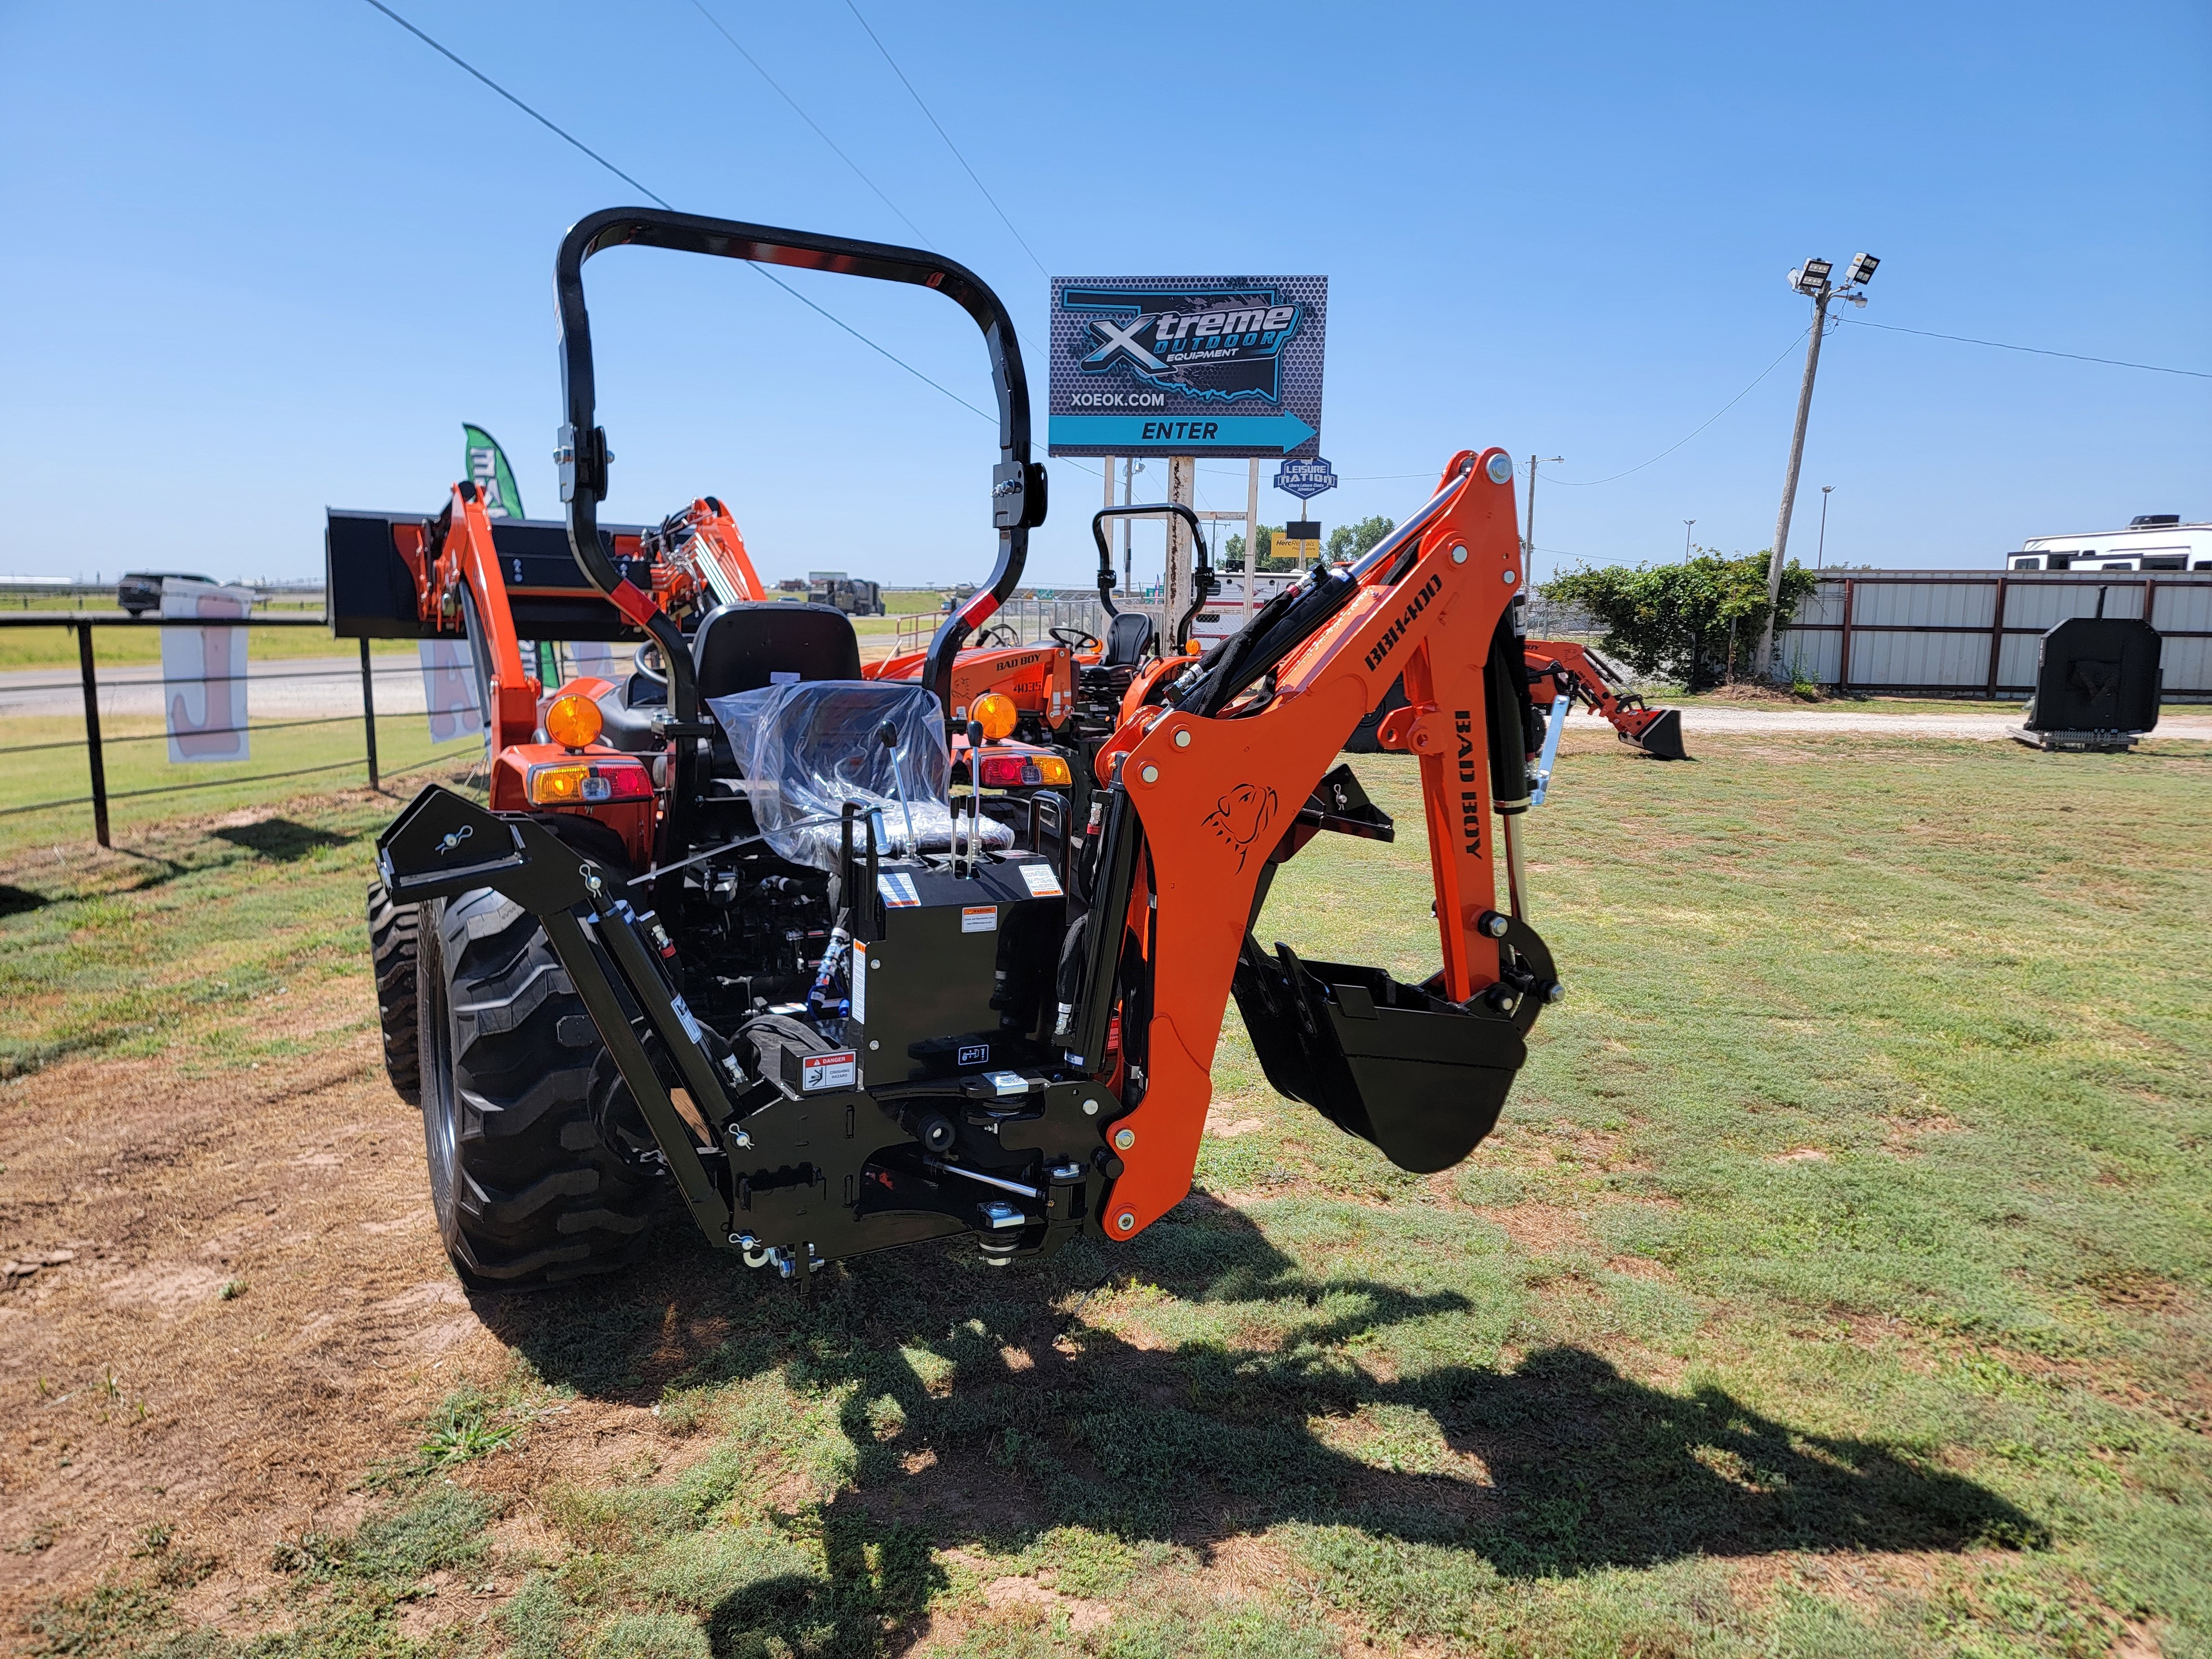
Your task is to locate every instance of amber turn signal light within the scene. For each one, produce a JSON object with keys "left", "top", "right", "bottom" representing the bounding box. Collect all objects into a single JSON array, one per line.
[
  {"left": 545, "top": 693, "right": 604, "bottom": 750},
  {"left": 969, "top": 691, "right": 1019, "bottom": 742}
]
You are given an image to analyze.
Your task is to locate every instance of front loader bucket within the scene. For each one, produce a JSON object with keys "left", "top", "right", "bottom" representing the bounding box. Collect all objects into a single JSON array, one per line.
[
  {"left": 1626, "top": 707, "right": 1687, "bottom": 760},
  {"left": 1231, "top": 941, "right": 1527, "bottom": 1173}
]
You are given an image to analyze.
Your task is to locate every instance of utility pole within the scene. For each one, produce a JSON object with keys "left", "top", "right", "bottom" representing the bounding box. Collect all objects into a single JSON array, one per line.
[
  {"left": 1524, "top": 455, "right": 1562, "bottom": 570},
  {"left": 1817, "top": 485, "right": 1833, "bottom": 568},
  {"left": 1757, "top": 253, "right": 1879, "bottom": 675},
  {"left": 1683, "top": 520, "right": 1695, "bottom": 564}
]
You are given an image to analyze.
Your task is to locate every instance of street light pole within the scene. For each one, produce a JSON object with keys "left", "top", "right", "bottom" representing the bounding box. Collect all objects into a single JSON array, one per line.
[
  {"left": 1755, "top": 253, "right": 1878, "bottom": 677},
  {"left": 1817, "top": 485, "right": 1833, "bottom": 568}
]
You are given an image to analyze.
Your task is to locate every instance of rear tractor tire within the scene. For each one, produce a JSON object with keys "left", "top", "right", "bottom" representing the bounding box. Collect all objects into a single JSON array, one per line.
[
  {"left": 416, "top": 885, "right": 660, "bottom": 1288},
  {"left": 368, "top": 879, "right": 421, "bottom": 1106}
]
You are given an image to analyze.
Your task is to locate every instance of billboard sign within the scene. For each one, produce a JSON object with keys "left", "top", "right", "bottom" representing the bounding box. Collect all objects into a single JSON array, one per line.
[
  {"left": 1047, "top": 275, "right": 1326, "bottom": 458},
  {"left": 1273, "top": 456, "right": 1338, "bottom": 499}
]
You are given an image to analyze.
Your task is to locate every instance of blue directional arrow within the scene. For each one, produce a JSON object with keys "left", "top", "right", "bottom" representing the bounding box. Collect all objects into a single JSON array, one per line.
[{"left": 1047, "top": 413, "right": 1318, "bottom": 453}]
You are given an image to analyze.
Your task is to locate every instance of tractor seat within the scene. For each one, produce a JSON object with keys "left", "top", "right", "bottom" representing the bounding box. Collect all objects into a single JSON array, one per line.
[
  {"left": 1103, "top": 611, "right": 1156, "bottom": 666},
  {"left": 693, "top": 601, "right": 862, "bottom": 700},
  {"left": 705, "top": 680, "right": 1012, "bottom": 872}
]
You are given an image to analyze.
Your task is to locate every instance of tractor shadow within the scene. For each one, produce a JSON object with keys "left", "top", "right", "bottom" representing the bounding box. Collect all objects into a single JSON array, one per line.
[
  {"left": 480, "top": 1191, "right": 2038, "bottom": 1650},
  {"left": 210, "top": 816, "right": 356, "bottom": 861}
]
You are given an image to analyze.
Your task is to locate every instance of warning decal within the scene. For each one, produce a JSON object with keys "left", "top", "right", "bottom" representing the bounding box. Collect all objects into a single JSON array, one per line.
[
  {"left": 1018, "top": 862, "right": 1065, "bottom": 898},
  {"left": 961, "top": 905, "right": 999, "bottom": 933},
  {"left": 878, "top": 872, "right": 921, "bottom": 908},
  {"left": 800, "top": 1050, "right": 858, "bottom": 1092}
]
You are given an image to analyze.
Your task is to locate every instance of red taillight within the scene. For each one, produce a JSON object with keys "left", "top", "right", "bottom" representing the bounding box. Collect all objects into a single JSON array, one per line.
[
  {"left": 977, "top": 752, "right": 1072, "bottom": 789},
  {"left": 525, "top": 758, "right": 653, "bottom": 805}
]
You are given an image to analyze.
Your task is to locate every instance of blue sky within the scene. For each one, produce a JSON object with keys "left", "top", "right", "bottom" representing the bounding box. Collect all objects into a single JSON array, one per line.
[{"left": 2, "top": 0, "right": 2205, "bottom": 590}]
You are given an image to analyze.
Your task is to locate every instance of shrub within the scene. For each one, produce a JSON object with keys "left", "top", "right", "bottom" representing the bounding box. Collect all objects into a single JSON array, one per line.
[{"left": 1542, "top": 551, "right": 1818, "bottom": 690}]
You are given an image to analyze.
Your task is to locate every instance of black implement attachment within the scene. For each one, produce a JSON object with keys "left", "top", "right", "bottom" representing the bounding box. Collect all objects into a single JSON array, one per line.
[
  {"left": 1231, "top": 906, "right": 1555, "bottom": 1175},
  {"left": 1629, "top": 705, "right": 1687, "bottom": 761},
  {"left": 378, "top": 785, "right": 1112, "bottom": 1274}
]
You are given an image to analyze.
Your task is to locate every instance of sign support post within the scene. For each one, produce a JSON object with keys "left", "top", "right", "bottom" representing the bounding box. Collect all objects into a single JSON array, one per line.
[
  {"left": 1243, "top": 459, "right": 1260, "bottom": 620},
  {"left": 1165, "top": 456, "right": 1194, "bottom": 637}
]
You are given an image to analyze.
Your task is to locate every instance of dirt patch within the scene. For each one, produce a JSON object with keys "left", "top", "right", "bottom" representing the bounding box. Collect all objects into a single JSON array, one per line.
[
  {"left": 1477, "top": 1203, "right": 1599, "bottom": 1258},
  {"left": 0, "top": 986, "right": 502, "bottom": 1630},
  {"left": 2078, "top": 1267, "right": 2188, "bottom": 1313},
  {"left": 980, "top": 1572, "right": 1113, "bottom": 1632}
]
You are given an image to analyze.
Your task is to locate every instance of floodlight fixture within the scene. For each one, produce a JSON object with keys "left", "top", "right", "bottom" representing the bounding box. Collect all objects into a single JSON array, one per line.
[
  {"left": 1793, "top": 257, "right": 1834, "bottom": 296},
  {"left": 1844, "top": 252, "right": 1879, "bottom": 286}
]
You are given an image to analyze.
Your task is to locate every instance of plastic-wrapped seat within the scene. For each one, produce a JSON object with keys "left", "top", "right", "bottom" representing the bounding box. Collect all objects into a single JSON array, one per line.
[{"left": 706, "top": 681, "right": 1012, "bottom": 871}]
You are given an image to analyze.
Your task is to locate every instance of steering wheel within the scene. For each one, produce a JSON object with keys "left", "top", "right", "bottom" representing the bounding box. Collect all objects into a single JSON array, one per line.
[
  {"left": 1050, "top": 626, "right": 1100, "bottom": 651},
  {"left": 975, "top": 623, "right": 1020, "bottom": 648},
  {"left": 632, "top": 640, "right": 667, "bottom": 685}
]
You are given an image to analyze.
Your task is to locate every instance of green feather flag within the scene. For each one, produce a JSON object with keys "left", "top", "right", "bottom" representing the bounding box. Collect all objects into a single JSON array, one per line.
[{"left": 462, "top": 424, "right": 525, "bottom": 519}]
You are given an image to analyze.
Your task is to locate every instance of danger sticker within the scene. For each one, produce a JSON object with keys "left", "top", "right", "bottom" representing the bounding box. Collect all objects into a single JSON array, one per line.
[
  {"left": 961, "top": 905, "right": 998, "bottom": 933},
  {"left": 800, "top": 1050, "right": 857, "bottom": 1092},
  {"left": 878, "top": 872, "right": 921, "bottom": 907},
  {"left": 1018, "top": 862, "right": 1065, "bottom": 898}
]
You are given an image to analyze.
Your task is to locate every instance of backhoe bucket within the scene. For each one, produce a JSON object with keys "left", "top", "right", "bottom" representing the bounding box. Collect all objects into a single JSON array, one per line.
[
  {"left": 1628, "top": 707, "right": 1687, "bottom": 760},
  {"left": 1231, "top": 941, "right": 1526, "bottom": 1173}
]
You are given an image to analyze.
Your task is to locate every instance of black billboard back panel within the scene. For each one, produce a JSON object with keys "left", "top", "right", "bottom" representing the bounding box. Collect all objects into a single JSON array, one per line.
[
  {"left": 326, "top": 511, "right": 656, "bottom": 642},
  {"left": 2026, "top": 617, "right": 2162, "bottom": 733}
]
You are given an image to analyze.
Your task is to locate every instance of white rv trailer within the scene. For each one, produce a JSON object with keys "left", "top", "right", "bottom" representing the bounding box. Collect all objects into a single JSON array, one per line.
[
  {"left": 1187, "top": 572, "right": 1301, "bottom": 646},
  {"left": 2006, "top": 514, "right": 2211, "bottom": 572}
]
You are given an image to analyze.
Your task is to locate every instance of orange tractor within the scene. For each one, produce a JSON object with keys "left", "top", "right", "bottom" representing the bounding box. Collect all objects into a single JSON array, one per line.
[{"left": 345, "top": 207, "right": 1559, "bottom": 1288}]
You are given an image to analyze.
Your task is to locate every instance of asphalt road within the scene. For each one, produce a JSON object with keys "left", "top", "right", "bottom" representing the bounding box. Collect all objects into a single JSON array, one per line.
[{"left": 0, "top": 655, "right": 428, "bottom": 721}]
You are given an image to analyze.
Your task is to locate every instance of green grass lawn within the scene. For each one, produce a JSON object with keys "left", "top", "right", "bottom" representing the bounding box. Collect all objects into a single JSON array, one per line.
[
  {"left": 7, "top": 732, "right": 2209, "bottom": 1656},
  {"left": 0, "top": 713, "right": 469, "bottom": 859},
  {"left": 0, "top": 604, "right": 413, "bottom": 672}
]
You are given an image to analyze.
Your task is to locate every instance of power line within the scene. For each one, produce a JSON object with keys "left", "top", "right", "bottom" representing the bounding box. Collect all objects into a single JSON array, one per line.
[
  {"left": 685, "top": 0, "right": 934, "bottom": 251},
  {"left": 354, "top": 0, "right": 993, "bottom": 422},
  {"left": 1840, "top": 317, "right": 2210, "bottom": 380},
  {"left": 840, "top": 0, "right": 1050, "bottom": 279},
  {"left": 1548, "top": 327, "right": 1811, "bottom": 487},
  {"left": 358, "top": 0, "right": 662, "bottom": 204}
]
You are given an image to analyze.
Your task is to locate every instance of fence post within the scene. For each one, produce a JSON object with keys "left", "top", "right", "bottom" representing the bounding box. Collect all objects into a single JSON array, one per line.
[
  {"left": 1984, "top": 577, "right": 2008, "bottom": 699},
  {"left": 1838, "top": 579, "right": 1856, "bottom": 694},
  {"left": 76, "top": 622, "right": 111, "bottom": 849},
  {"left": 359, "top": 638, "right": 381, "bottom": 791}
]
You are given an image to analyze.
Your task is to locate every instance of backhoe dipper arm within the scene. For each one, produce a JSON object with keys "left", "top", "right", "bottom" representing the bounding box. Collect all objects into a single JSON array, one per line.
[
  {"left": 551, "top": 206, "right": 1045, "bottom": 727},
  {"left": 1078, "top": 448, "right": 1554, "bottom": 1237}
]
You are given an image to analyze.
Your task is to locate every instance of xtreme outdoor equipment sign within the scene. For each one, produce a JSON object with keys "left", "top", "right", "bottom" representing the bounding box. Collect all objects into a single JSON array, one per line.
[{"left": 1047, "top": 275, "right": 1326, "bottom": 459}]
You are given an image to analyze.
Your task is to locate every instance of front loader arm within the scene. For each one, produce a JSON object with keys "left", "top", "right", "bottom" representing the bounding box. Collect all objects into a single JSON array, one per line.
[
  {"left": 428, "top": 482, "right": 540, "bottom": 752},
  {"left": 1525, "top": 638, "right": 1687, "bottom": 760},
  {"left": 1079, "top": 447, "right": 1558, "bottom": 1237}
]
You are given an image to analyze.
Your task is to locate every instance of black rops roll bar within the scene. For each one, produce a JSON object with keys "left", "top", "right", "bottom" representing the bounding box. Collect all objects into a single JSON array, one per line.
[
  {"left": 552, "top": 207, "right": 1047, "bottom": 725},
  {"left": 1089, "top": 503, "right": 1215, "bottom": 650}
]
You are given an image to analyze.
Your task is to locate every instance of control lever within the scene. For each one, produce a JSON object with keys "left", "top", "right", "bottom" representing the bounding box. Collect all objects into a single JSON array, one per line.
[
  {"left": 877, "top": 719, "right": 919, "bottom": 858},
  {"left": 964, "top": 718, "right": 986, "bottom": 875}
]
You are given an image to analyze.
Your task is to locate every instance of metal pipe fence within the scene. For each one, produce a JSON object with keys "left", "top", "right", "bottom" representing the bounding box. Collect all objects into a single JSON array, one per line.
[
  {"left": 891, "top": 591, "right": 1114, "bottom": 656},
  {"left": 0, "top": 614, "right": 427, "bottom": 847}
]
